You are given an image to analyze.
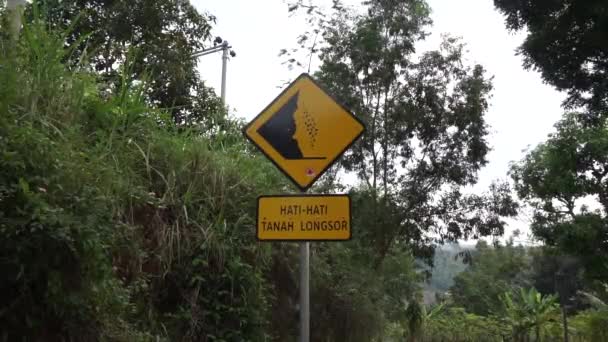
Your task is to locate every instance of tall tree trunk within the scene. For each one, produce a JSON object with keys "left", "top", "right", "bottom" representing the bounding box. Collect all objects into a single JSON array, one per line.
[
  {"left": 6, "top": 0, "right": 25, "bottom": 41},
  {"left": 381, "top": 87, "right": 389, "bottom": 195},
  {"left": 561, "top": 306, "right": 569, "bottom": 342},
  {"left": 369, "top": 85, "right": 381, "bottom": 198}
]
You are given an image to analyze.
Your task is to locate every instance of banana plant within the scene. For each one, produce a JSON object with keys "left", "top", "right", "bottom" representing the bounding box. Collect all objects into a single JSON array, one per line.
[
  {"left": 404, "top": 301, "right": 445, "bottom": 342},
  {"left": 500, "top": 288, "right": 559, "bottom": 342}
]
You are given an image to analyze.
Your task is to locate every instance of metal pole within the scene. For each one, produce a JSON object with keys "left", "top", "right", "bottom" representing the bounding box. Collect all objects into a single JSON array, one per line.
[
  {"left": 191, "top": 46, "right": 223, "bottom": 58},
  {"left": 299, "top": 241, "right": 310, "bottom": 342},
  {"left": 220, "top": 41, "right": 229, "bottom": 104}
]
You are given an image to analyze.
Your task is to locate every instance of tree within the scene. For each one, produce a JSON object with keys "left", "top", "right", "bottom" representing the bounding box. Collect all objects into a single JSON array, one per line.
[
  {"left": 500, "top": 288, "right": 559, "bottom": 342},
  {"left": 450, "top": 240, "right": 531, "bottom": 316},
  {"left": 529, "top": 249, "right": 586, "bottom": 312},
  {"left": 572, "top": 290, "right": 608, "bottom": 341},
  {"left": 511, "top": 112, "right": 608, "bottom": 282},
  {"left": 307, "top": 243, "right": 422, "bottom": 342},
  {"left": 403, "top": 300, "right": 445, "bottom": 341},
  {"left": 28, "top": 0, "right": 224, "bottom": 126},
  {"left": 287, "top": 0, "right": 518, "bottom": 264},
  {"left": 493, "top": 0, "right": 608, "bottom": 114},
  {"left": 424, "top": 306, "right": 508, "bottom": 341}
]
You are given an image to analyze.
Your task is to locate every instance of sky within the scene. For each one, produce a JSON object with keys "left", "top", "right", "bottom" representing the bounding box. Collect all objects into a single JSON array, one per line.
[{"left": 192, "top": 0, "right": 567, "bottom": 242}]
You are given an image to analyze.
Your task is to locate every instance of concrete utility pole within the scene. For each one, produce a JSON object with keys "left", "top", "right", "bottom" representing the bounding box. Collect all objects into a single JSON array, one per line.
[
  {"left": 220, "top": 41, "right": 229, "bottom": 103},
  {"left": 6, "top": 0, "right": 26, "bottom": 41},
  {"left": 191, "top": 38, "right": 235, "bottom": 105}
]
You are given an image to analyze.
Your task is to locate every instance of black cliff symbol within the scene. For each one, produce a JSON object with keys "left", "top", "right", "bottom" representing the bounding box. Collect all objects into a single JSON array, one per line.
[{"left": 257, "top": 92, "right": 325, "bottom": 160}]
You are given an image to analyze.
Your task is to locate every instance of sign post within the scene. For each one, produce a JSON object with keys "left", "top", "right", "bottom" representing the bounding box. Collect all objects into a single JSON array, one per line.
[
  {"left": 299, "top": 240, "right": 309, "bottom": 342},
  {"left": 243, "top": 73, "right": 364, "bottom": 342}
]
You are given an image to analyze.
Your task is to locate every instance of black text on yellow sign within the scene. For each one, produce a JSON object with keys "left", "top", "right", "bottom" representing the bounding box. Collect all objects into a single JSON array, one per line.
[
  {"left": 257, "top": 195, "right": 351, "bottom": 241},
  {"left": 243, "top": 73, "right": 365, "bottom": 191}
]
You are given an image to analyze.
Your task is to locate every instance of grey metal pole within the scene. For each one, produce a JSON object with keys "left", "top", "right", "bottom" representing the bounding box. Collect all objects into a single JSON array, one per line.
[
  {"left": 299, "top": 241, "right": 310, "bottom": 342},
  {"left": 220, "top": 41, "right": 229, "bottom": 104}
]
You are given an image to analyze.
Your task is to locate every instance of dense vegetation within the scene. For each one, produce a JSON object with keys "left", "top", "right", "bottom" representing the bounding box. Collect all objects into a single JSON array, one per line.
[
  {"left": 419, "top": 240, "right": 608, "bottom": 342},
  {"left": 0, "top": 8, "right": 287, "bottom": 340},
  {"left": 494, "top": 0, "right": 608, "bottom": 114},
  {"left": 0, "top": 0, "right": 607, "bottom": 341}
]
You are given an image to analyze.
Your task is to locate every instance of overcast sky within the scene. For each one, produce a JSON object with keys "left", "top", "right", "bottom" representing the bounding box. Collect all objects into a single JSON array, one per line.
[{"left": 192, "top": 0, "right": 567, "bottom": 242}]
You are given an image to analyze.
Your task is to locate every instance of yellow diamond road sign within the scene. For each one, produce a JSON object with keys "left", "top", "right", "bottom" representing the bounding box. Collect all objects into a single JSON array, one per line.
[
  {"left": 257, "top": 195, "right": 351, "bottom": 241},
  {"left": 244, "top": 73, "right": 365, "bottom": 191}
]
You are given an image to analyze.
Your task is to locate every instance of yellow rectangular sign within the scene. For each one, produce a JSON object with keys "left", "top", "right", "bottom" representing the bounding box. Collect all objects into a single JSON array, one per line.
[{"left": 257, "top": 194, "right": 351, "bottom": 241}]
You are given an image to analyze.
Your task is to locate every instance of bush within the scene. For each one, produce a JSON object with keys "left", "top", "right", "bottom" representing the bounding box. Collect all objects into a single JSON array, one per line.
[{"left": 0, "top": 12, "right": 284, "bottom": 341}]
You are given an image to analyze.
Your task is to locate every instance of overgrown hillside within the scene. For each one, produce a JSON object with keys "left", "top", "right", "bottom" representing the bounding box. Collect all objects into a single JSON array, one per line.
[{"left": 0, "top": 13, "right": 291, "bottom": 341}]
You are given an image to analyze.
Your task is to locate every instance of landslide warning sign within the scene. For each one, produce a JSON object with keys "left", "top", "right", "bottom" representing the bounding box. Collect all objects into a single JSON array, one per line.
[
  {"left": 244, "top": 73, "right": 364, "bottom": 191},
  {"left": 256, "top": 194, "right": 351, "bottom": 241}
]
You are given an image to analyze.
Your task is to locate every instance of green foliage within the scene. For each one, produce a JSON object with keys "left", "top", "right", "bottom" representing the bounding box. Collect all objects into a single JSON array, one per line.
[
  {"left": 400, "top": 301, "right": 446, "bottom": 341},
  {"left": 404, "top": 300, "right": 424, "bottom": 340},
  {"left": 287, "top": 0, "right": 518, "bottom": 267},
  {"left": 500, "top": 287, "right": 560, "bottom": 341},
  {"left": 568, "top": 290, "right": 608, "bottom": 340},
  {"left": 307, "top": 236, "right": 422, "bottom": 341},
  {"left": 451, "top": 240, "right": 531, "bottom": 315},
  {"left": 0, "top": 3, "right": 450, "bottom": 341},
  {"left": 568, "top": 308, "right": 608, "bottom": 341},
  {"left": 418, "top": 302, "right": 608, "bottom": 342},
  {"left": 281, "top": 1, "right": 524, "bottom": 338},
  {"left": 0, "top": 12, "right": 283, "bottom": 341},
  {"left": 423, "top": 307, "right": 508, "bottom": 341},
  {"left": 493, "top": 0, "right": 608, "bottom": 113},
  {"left": 29, "top": 0, "right": 224, "bottom": 126},
  {"left": 6, "top": 1, "right": 606, "bottom": 341},
  {"left": 0, "top": 13, "right": 148, "bottom": 341},
  {"left": 511, "top": 112, "right": 608, "bottom": 282},
  {"left": 443, "top": 242, "right": 608, "bottom": 341}
]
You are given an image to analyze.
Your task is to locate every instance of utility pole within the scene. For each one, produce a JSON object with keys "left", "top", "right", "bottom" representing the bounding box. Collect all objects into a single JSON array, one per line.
[
  {"left": 6, "top": 0, "right": 26, "bottom": 41},
  {"left": 191, "top": 38, "right": 235, "bottom": 105},
  {"left": 220, "top": 41, "right": 229, "bottom": 103}
]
